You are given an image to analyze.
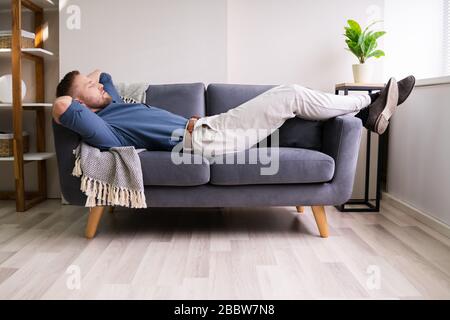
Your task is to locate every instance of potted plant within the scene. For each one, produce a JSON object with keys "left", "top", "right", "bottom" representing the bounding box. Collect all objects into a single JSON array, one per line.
[{"left": 344, "top": 19, "right": 386, "bottom": 83}]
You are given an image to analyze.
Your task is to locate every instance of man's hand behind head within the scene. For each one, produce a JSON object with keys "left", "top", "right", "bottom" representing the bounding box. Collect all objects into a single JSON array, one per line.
[{"left": 87, "top": 69, "right": 102, "bottom": 83}]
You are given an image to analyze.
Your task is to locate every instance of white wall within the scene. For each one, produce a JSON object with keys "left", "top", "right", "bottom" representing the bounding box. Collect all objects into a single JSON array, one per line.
[
  {"left": 60, "top": 0, "right": 385, "bottom": 88},
  {"left": 59, "top": 0, "right": 228, "bottom": 84},
  {"left": 383, "top": 0, "right": 450, "bottom": 226},
  {"left": 386, "top": 82, "right": 450, "bottom": 226},
  {"left": 227, "top": 0, "right": 385, "bottom": 90}
]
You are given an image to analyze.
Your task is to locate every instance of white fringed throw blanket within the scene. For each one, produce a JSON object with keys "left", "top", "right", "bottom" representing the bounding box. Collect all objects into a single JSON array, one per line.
[{"left": 72, "top": 142, "right": 147, "bottom": 208}]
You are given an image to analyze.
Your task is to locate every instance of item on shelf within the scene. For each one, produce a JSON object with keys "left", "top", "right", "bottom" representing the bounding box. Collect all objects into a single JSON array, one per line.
[
  {"left": 0, "top": 74, "right": 27, "bottom": 103},
  {"left": 0, "top": 30, "right": 35, "bottom": 48},
  {"left": 0, "top": 131, "right": 29, "bottom": 157}
]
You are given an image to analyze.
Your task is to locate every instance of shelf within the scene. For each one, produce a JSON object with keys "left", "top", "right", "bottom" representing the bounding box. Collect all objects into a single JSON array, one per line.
[
  {"left": 0, "top": 152, "right": 55, "bottom": 161},
  {"left": 3, "top": 0, "right": 57, "bottom": 211},
  {"left": 0, "top": 0, "right": 56, "bottom": 10},
  {"left": 0, "top": 48, "right": 54, "bottom": 58},
  {"left": 0, "top": 102, "right": 52, "bottom": 109}
]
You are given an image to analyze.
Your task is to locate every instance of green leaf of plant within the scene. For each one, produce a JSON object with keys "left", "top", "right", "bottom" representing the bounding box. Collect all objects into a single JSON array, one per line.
[
  {"left": 372, "top": 31, "right": 386, "bottom": 40},
  {"left": 368, "top": 50, "right": 385, "bottom": 58},
  {"left": 344, "top": 19, "right": 385, "bottom": 61},
  {"left": 345, "top": 39, "right": 358, "bottom": 48},
  {"left": 345, "top": 29, "right": 359, "bottom": 42},
  {"left": 364, "top": 36, "right": 376, "bottom": 56},
  {"left": 347, "top": 42, "right": 363, "bottom": 59},
  {"left": 363, "top": 20, "right": 383, "bottom": 34},
  {"left": 347, "top": 19, "right": 362, "bottom": 34}
]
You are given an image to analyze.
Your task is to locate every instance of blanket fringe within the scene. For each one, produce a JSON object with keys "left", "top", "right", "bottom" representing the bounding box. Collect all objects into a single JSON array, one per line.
[
  {"left": 71, "top": 150, "right": 147, "bottom": 208},
  {"left": 72, "top": 145, "right": 82, "bottom": 177},
  {"left": 78, "top": 175, "right": 147, "bottom": 208},
  {"left": 72, "top": 151, "right": 82, "bottom": 176}
]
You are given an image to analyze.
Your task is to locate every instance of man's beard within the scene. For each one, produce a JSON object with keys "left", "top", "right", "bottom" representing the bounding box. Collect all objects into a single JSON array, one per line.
[
  {"left": 102, "top": 93, "right": 113, "bottom": 107},
  {"left": 90, "top": 93, "right": 113, "bottom": 112}
]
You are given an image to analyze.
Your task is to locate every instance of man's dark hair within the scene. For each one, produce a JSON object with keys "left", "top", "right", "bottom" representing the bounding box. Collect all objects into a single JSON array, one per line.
[{"left": 56, "top": 70, "right": 80, "bottom": 97}]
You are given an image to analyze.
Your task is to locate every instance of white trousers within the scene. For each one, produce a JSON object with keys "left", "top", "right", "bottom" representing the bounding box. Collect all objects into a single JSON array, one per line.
[{"left": 184, "top": 84, "right": 371, "bottom": 156}]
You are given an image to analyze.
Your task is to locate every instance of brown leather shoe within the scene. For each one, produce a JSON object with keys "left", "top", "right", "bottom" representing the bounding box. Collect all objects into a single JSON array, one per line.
[
  {"left": 364, "top": 77, "right": 399, "bottom": 135},
  {"left": 397, "top": 75, "right": 415, "bottom": 105},
  {"left": 366, "top": 75, "right": 415, "bottom": 106}
]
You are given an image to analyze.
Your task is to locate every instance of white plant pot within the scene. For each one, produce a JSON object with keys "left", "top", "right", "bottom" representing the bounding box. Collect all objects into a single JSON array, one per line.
[{"left": 352, "top": 63, "right": 373, "bottom": 83}]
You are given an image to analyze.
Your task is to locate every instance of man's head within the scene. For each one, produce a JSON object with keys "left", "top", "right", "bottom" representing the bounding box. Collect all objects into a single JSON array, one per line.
[{"left": 56, "top": 70, "right": 112, "bottom": 109}]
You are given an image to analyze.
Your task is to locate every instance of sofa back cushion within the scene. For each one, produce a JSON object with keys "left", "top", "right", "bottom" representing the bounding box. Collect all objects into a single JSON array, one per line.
[
  {"left": 206, "top": 83, "right": 323, "bottom": 150},
  {"left": 145, "top": 82, "right": 206, "bottom": 118}
]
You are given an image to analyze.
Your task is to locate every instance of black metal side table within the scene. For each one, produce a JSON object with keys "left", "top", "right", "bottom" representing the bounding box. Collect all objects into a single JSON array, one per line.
[{"left": 334, "top": 83, "right": 387, "bottom": 212}]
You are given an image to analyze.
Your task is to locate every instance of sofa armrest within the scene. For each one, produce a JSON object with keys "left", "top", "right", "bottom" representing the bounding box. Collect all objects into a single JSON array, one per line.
[
  {"left": 321, "top": 115, "right": 363, "bottom": 204},
  {"left": 52, "top": 119, "right": 87, "bottom": 206}
]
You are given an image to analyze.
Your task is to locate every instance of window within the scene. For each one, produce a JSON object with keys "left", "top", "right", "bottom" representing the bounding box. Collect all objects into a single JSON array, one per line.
[
  {"left": 445, "top": 0, "right": 450, "bottom": 75},
  {"left": 384, "top": 0, "right": 449, "bottom": 79}
]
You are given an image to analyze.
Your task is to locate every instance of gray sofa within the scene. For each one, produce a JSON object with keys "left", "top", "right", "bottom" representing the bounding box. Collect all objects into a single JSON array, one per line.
[{"left": 52, "top": 83, "right": 363, "bottom": 239}]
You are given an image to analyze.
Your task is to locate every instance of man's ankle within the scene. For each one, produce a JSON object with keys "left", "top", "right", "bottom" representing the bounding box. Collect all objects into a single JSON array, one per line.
[
  {"left": 355, "top": 107, "right": 370, "bottom": 124},
  {"left": 369, "top": 92, "right": 381, "bottom": 104}
]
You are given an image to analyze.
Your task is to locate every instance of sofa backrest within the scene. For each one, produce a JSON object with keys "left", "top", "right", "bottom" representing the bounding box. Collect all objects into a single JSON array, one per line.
[
  {"left": 145, "top": 82, "right": 206, "bottom": 118},
  {"left": 206, "top": 83, "right": 323, "bottom": 150}
]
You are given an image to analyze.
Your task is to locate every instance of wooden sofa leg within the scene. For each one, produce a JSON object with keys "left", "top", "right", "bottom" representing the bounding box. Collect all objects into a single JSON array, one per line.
[
  {"left": 296, "top": 206, "right": 304, "bottom": 214},
  {"left": 85, "top": 206, "right": 105, "bottom": 239},
  {"left": 311, "top": 206, "right": 329, "bottom": 238},
  {"left": 108, "top": 206, "right": 115, "bottom": 214}
]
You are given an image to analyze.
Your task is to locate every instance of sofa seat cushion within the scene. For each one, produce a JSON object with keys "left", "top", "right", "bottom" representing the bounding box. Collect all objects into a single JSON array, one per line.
[
  {"left": 209, "top": 147, "right": 334, "bottom": 185},
  {"left": 140, "top": 151, "right": 210, "bottom": 186}
]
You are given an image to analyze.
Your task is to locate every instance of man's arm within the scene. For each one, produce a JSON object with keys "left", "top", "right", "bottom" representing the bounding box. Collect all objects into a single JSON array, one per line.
[
  {"left": 52, "top": 96, "right": 73, "bottom": 125},
  {"left": 52, "top": 95, "right": 123, "bottom": 149},
  {"left": 98, "top": 72, "right": 123, "bottom": 103},
  {"left": 86, "top": 69, "right": 123, "bottom": 103}
]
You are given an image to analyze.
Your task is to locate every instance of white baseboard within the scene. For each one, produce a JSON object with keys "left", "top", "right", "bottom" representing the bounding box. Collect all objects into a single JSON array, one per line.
[{"left": 381, "top": 192, "right": 450, "bottom": 238}]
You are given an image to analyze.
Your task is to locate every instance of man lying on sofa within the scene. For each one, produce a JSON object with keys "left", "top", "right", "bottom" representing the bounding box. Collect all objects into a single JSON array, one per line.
[{"left": 52, "top": 69, "right": 415, "bottom": 157}]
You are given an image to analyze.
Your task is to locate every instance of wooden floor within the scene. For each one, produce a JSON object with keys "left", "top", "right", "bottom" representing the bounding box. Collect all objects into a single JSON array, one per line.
[{"left": 0, "top": 199, "right": 449, "bottom": 300}]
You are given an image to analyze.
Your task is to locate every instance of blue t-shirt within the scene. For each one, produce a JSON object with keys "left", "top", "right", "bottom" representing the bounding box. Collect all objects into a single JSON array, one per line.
[{"left": 58, "top": 73, "right": 189, "bottom": 151}]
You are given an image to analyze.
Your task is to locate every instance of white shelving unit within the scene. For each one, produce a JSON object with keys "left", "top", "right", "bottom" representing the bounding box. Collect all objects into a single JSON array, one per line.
[
  {"left": 0, "top": 102, "right": 52, "bottom": 108},
  {"left": 0, "top": 47, "right": 54, "bottom": 58},
  {"left": 0, "top": 152, "right": 54, "bottom": 161}
]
